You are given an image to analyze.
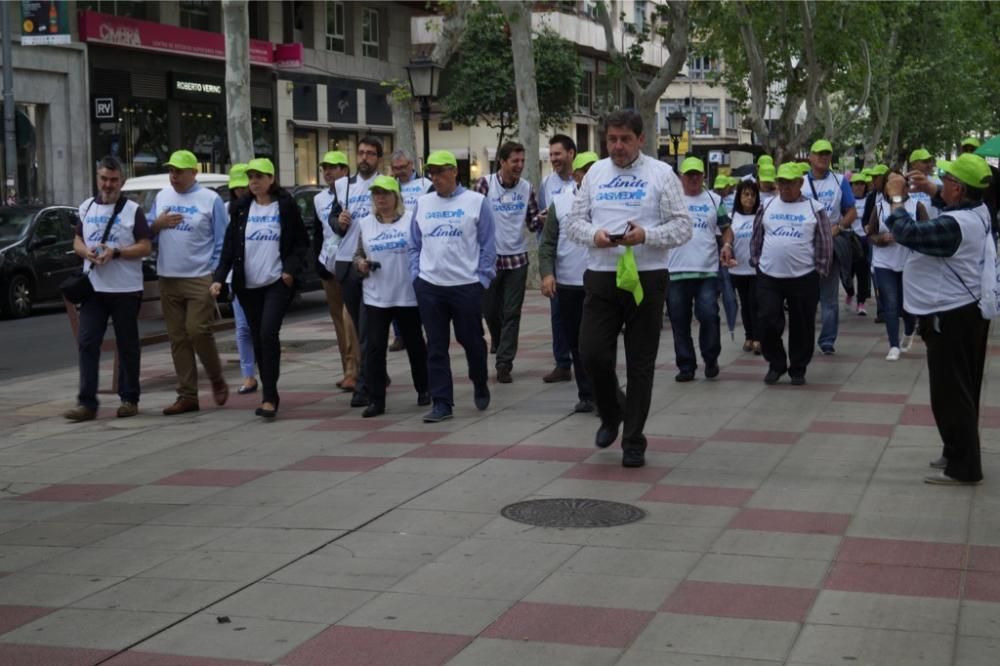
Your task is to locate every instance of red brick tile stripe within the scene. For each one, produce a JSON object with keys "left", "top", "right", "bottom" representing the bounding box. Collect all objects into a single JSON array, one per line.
[
  {"left": 661, "top": 581, "right": 818, "bottom": 623},
  {"left": 279, "top": 625, "right": 472, "bottom": 666},
  {"left": 15, "top": 483, "right": 137, "bottom": 502},
  {"left": 482, "top": 601, "right": 655, "bottom": 648},
  {"left": 728, "top": 508, "right": 851, "bottom": 535}
]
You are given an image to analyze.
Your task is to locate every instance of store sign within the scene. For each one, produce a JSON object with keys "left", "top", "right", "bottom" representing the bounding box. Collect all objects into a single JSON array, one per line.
[
  {"left": 78, "top": 10, "right": 275, "bottom": 65},
  {"left": 93, "top": 97, "right": 115, "bottom": 120},
  {"left": 274, "top": 43, "right": 303, "bottom": 69},
  {"left": 170, "top": 74, "right": 224, "bottom": 100},
  {"left": 21, "top": 0, "right": 71, "bottom": 45}
]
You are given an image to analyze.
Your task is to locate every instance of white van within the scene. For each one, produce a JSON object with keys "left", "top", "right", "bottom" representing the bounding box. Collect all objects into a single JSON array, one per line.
[{"left": 122, "top": 173, "right": 230, "bottom": 216}]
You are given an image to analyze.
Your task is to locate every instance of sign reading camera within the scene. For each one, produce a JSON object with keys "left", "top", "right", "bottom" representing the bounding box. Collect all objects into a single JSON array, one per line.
[{"left": 170, "top": 74, "right": 224, "bottom": 101}]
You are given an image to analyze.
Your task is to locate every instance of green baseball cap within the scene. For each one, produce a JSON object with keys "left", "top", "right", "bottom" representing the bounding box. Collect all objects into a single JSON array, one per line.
[
  {"left": 850, "top": 172, "right": 871, "bottom": 184},
  {"left": 368, "top": 174, "right": 400, "bottom": 194},
  {"left": 962, "top": 137, "right": 981, "bottom": 149},
  {"left": 228, "top": 163, "right": 249, "bottom": 189},
  {"left": 572, "top": 151, "right": 599, "bottom": 171},
  {"left": 165, "top": 150, "right": 198, "bottom": 170},
  {"left": 757, "top": 164, "right": 776, "bottom": 183},
  {"left": 320, "top": 150, "right": 349, "bottom": 167},
  {"left": 713, "top": 175, "right": 731, "bottom": 189},
  {"left": 796, "top": 162, "right": 811, "bottom": 175},
  {"left": 939, "top": 153, "right": 992, "bottom": 189},
  {"left": 757, "top": 154, "right": 774, "bottom": 166},
  {"left": 777, "top": 163, "right": 804, "bottom": 181},
  {"left": 680, "top": 156, "right": 704, "bottom": 174},
  {"left": 909, "top": 148, "right": 933, "bottom": 163},
  {"left": 869, "top": 164, "right": 889, "bottom": 176},
  {"left": 246, "top": 157, "right": 275, "bottom": 176},
  {"left": 810, "top": 139, "right": 833, "bottom": 154},
  {"left": 426, "top": 150, "right": 457, "bottom": 168}
]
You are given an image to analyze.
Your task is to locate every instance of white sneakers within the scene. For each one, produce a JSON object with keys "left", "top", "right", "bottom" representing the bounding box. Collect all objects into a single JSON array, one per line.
[
  {"left": 900, "top": 334, "right": 914, "bottom": 351},
  {"left": 886, "top": 347, "right": 901, "bottom": 361}
]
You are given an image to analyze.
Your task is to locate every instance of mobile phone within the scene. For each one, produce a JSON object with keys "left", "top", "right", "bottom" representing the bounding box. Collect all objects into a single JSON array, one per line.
[
  {"left": 608, "top": 223, "right": 632, "bottom": 242},
  {"left": 368, "top": 261, "right": 381, "bottom": 272}
]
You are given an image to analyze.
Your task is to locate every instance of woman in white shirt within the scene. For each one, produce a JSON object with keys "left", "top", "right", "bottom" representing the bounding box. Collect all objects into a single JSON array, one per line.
[
  {"left": 211, "top": 158, "right": 309, "bottom": 417},
  {"left": 729, "top": 180, "right": 762, "bottom": 354},
  {"left": 354, "top": 176, "right": 429, "bottom": 417}
]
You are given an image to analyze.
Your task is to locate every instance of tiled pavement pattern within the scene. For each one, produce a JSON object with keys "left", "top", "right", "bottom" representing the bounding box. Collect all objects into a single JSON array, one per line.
[{"left": 1, "top": 293, "right": 999, "bottom": 665}]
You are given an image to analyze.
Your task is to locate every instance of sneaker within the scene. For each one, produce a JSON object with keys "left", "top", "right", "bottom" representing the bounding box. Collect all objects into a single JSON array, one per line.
[
  {"left": 856, "top": 303, "right": 867, "bottom": 316},
  {"left": 423, "top": 402, "right": 453, "bottom": 423},
  {"left": 675, "top": 369, "right": 696, "bottom": 383},
  {"left": 704, "top": 362, "right": 720, "bottom": 379},
  {"left": 886, "top": 347, "right": 901, "bottom": 361},
  {"left": 573, "top": 400, "right": 595, "bottom": 414},
  {"left": 929, "top": 456, "right": 948, "bottom": 469},
  {"left": 496, "top": 367, "right": 512, "bottom": 384},
  {"left": 116, "top": 401, "right": 138, "bottom": 418},
  {"left": 820, "top": 345, "right": 835, "bottom": 355},
  {"left": 542, "top": 366, "right": 571, "bottom": 383},
  {"left": 622, "top": 449, "right": 646, "bottom": 468},
  {"left": 924, "top": 471, "right": 982, "bottom": 486},
  {"left": 473, "top": 384, "right": 491, "bottom": 411},
  {"left": 63, "top": 405, "right": 96, "bottom": 422},
  {"left": 900, "top": 334, "right": 914, "bottom": 352}
]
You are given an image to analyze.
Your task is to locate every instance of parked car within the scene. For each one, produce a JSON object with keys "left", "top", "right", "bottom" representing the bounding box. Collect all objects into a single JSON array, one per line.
[{"left": 0, "top": 205, "right": 82, "bottom": 318}]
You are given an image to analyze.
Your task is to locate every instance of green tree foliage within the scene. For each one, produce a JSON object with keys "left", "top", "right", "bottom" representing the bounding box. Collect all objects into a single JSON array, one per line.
[{"left": 442, "top": 4, "right": 579, "bottom": 149}]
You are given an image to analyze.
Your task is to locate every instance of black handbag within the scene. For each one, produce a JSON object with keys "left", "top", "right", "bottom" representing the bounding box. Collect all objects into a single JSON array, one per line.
[{"left": 61, "top": 196, "right": 128, "bottom": 304}]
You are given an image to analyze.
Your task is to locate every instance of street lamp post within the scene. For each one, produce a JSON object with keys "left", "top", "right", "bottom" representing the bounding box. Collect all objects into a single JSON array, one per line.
[
  {"left": 405, "top": 58, "right": 442, "bottom": 171},
  {"left": 667, "top": 110, "right": 687, "bottom": 168}
]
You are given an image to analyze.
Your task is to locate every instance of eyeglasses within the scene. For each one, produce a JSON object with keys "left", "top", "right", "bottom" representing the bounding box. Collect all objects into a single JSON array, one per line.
[{"left": 358, "top": 150, "right": 379, "bottom": 158}]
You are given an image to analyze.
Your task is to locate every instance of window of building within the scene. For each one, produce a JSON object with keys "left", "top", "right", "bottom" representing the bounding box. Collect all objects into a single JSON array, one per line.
[
  {"left": 595, "top": 60, "right": 620, "bottom": 112},
  {"left": 326, "top": 1, "right": 345, "bottom": 53},
  {"left": 362, "top": 8, "right": 380, "bottom": 58},
  {"left": 578, "top": 57, "right": 595, "bottom": 114},
  {"left": 633, "top": 0, "right": 647, "bottom": 31},
  {"left": 575, "top": 123, "right": 590, "bottom": 153},
  {"left": 179, "top": 1, "right": 210, "bottom": 30},
  {"left": 77, "top": 1, "right": 152, "bottom": 19},
  {"left": 687, "top": 55, "right": 719, "bottom": 80},
  {"left": 726, "top": 100, "right": 738, "bottom": 136},
  {"left": 694, "top": 98, "right": 720, "bottom": 135},
  {"left": 248, "top": 1, "right": 268, "bottom": 41}
]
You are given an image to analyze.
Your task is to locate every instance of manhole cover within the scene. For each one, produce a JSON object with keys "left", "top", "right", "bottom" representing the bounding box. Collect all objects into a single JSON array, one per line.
[
  {"left": 218, "top": 339, "right": 334, "bottom": 354},
  {"left": 501, "top": 498, "right": 646, "bottom": 528}
]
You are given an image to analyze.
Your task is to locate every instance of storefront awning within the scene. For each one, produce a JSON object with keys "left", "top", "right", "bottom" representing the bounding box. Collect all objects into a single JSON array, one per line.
[{"left": 286, "top": 119, "right": 395, "bottom": 134}]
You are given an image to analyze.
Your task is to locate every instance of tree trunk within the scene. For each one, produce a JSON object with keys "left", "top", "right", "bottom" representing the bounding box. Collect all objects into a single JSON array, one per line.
[
  {"left": 389, "top": 95, "right": 417, "bottom": 165},
  {"left": 222, "top": 0, "right": 253, "bottom": 165},
  {"left": 501, "top": 0, "right": 541, "bottom": 188}
]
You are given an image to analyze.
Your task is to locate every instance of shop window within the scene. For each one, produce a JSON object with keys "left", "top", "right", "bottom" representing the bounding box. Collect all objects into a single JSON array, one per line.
[
  {"left": 365, "top": 89, "right": 392, "bottom": 127},
  {"left": 294, "top": 129, "right": 318, "bottom": 185},
  {"left": 179, "top": 1, "right": 210, "bottom": 30},
  {"left": 96, "top": 98, "right": 168, "bottom": 180},
  {"left": 180, "top": 104, "right": 227, "bottom": 173},
  {"left": 326, "top": 1, "right": 345, "bottom": 53},
  {"left": 292, "top": 83, "right": 318, "bottom": 122},
  {"left": 361, "top": 8, "right": 380, "bottom": 59}
]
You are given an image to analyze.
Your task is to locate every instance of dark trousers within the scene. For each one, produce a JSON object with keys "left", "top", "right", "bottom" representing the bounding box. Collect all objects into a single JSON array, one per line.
[
  {"left": 337, "top": 261, "right": 367, "bottom": 393},
  {"left": 236, "top": 279, "right": 293, "bottom": 405},
  {"left": 77, "top": 291, "right": 142, "bottom": 410},
  {"left": 364, "top": 303, "right": 428, "bottom": 407},
  {"left": 919, "top": 303, "right": 989, "bottom": 482},
  {"left": 482, "top": 264, "right": 528, "bottom": 369},
  {"left": 666, "top": 277, "right": 721, "bottom": 373},
  {"left": 556, "top": 285, "right": 592, "bottom": 401},
  {"left": 756, "top": 271, "right": 820, "bottom": 378},
  {"left": 550, "top": 292, "right": 572, "bottom": 369},
  {"left": 848, "top": 237, "right": 872, "bottom": 303},
  {"left": 414, "top": 278, "right": 488, "bottom": 407},
  {"left": 731, "top": 273, "right": 758, "bottom": 341},
  {"left": 579, "top": 269, "right": 669, "bottom": 453}
]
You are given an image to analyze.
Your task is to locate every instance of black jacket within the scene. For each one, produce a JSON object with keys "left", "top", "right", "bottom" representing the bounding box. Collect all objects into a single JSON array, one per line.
[{"left": 214, "top": 188, "right": 309, "bottom": 291}]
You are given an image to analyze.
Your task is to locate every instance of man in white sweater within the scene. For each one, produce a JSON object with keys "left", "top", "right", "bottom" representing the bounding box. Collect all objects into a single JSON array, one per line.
[{"left": 567, "top": 110, "right": 692, "bottom": 468}]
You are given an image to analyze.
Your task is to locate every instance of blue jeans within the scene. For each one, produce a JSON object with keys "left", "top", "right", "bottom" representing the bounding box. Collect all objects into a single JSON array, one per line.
[
  {"left": 873, "top": 267, "right": 915, "bottom": 347},
  {"left": 232, "top": 295, "right": 256, "bottom": 379},
  {"left": 667, "top": 277, "right": 721, "bottom": 373},
  {"left": 817, "top": 260, "right": 840, "bottom": 350}
]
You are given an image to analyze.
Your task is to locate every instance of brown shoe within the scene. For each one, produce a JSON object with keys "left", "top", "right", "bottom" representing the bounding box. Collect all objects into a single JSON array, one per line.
[
  {"left": 389, "top": 337, "right": 405, "bottom": 352},
  {"left": 116, "top": 401, "right": 138, "bottom": 418},
  {"left": 338, "top": 377, "right": 356, "bottom": 392},
  {"left": 211, "top": 378, "right": 229, "bottom": 406},
  {"left": 163, "top": 397, "right": 200, "bottom": 415},
  {"left": 752, "top": 341, "right": 762, "bottom": 355},
  {"left": 742, "top": 340, "right": 754, "bottom": 352},
  {"left": 542, "top": 366, "right": 572, "bottom": 383},
  {"left": 497, "top": 367, "right": 512, "bottom": 383},
  {"left": 63, "top": 405, "right": 96, "bottom": 422}
]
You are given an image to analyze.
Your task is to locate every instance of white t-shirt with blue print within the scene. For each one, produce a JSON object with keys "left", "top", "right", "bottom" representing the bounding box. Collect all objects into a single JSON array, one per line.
[{"left": 243, "top": 201, "right": 282, "bottom": 288}]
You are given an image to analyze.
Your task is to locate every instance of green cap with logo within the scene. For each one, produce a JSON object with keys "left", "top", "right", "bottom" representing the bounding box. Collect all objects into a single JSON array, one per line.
[
  {"left": 320, "top": 150, "right": 349, "bottom": 167},
  {"left": 777, "top": 163, "right": 804, "bottom": 180},
  {"left": 246, "top": 157, "right": 275, "bottom": 176},
  {"left": 572, "top": 151, "right": 599, "bottom": 171},
  {"left": 869, "top": 164, "right": 889, "bottom": 176},
  {"left": 713, "top": 175, "right": 730, "bottom": 189},
  {"left": 165, "top": 150, "right": 198, "bottom": 170},
  {"left": 757, "top": 154, "right": 774, "bottom": 166},
  {"left": 909, "top": 148, "right": 933, "bottom": 163},
  {"left": 426, "top": 150, "right": 458, "bottom": 168},
  {"left": 962, "top": 137, "right": 981, "bottom": 149},
  {"left": 368, "top": 174, "right": 400, "bottom": 194},
  {"left": 939, "top": 153, "right": 992, "bottom": 190},
  {"left": 680, "top": 156, "right": 704, "bottom": 174},
  {"left": 810, "top": 139, "right": 833, "bottom": 154},
  {"left": 228, "top": 163, "right": 249, "bottom": 189},
  {"left": 850, "top": 172, "right": 871, "bottom": 184},
  {"left": 757, "top": 164, "right": 776, "bottom": 183}
]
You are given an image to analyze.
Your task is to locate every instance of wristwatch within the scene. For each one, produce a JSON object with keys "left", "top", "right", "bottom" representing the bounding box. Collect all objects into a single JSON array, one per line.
[
  {"left": 112, "top": 248, "right": 122, "bottom": 259},
  {"left": 890, "top": 195, "right": 904, "bottom": 204}
]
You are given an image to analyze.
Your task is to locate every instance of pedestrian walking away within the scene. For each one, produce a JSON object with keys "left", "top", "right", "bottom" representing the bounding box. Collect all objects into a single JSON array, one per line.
[
  {"left": 477, "top": 141, "right": 542, "bottom": 383},
  {"left": 313, "top": 149, "right": 361, "bottom": 392},
  {"left": 64, "top": 155, "right": 152, "bottom": 422},
  {"left": 538, "top": 150, "right": 599, "bottom": 414},
  {"left": 750, "top": 162, "right": 833, "bottom": 386},
  {"left": 667, "top": 156, "right": 733, "bottom": 382},
  {"left": 888, "top": 155, "right": 993, "bottom": 485},
  {"left": 211, "top": 158, "right": 309, "bottom": 418},
  {"left": 354, "top": 175, "right": 429, "bottom": 418},
  {"left": 409, "top": 150, "right": 496, "bottom": 423},
  {"left": 150, "top": 149, "right": 230, "bottom": 415},
  {"left": 566, "top": 109, "right": 692, "bottom": 468}
]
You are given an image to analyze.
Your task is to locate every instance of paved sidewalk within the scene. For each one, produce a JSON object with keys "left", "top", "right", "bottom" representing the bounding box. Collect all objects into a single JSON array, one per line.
[{"left": 0, "top": 292, "right": 998, "bottom": 665}]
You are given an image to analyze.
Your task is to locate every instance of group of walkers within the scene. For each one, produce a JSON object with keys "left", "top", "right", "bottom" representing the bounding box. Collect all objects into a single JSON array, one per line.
[{"left": 64, "top": 110, "right": 995, "bottom": 486}]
